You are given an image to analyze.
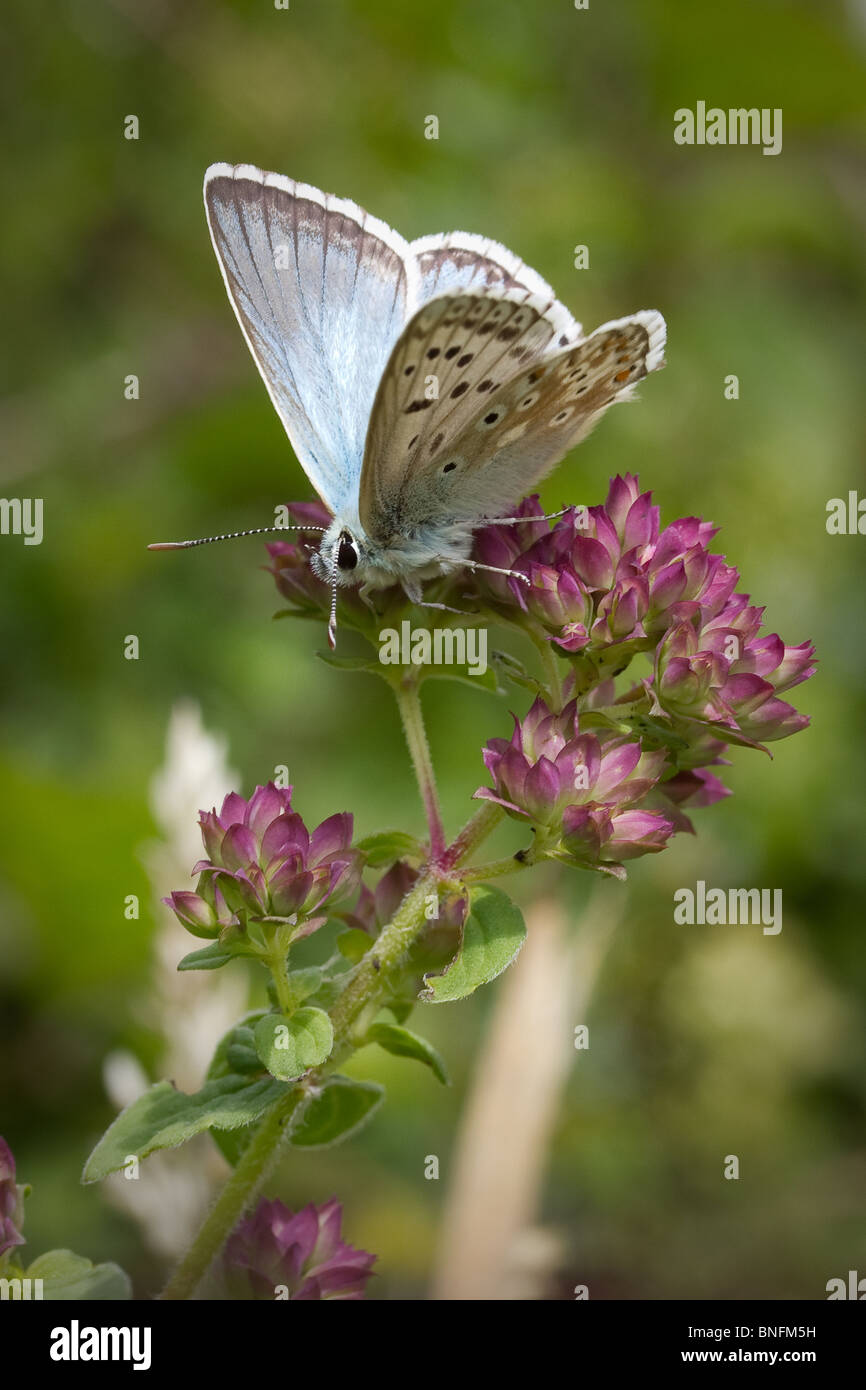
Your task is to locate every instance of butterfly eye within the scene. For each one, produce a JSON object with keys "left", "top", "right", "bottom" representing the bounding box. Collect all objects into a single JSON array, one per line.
[{"left": 337, "top": 532, "right": 358, "bottom": 571}]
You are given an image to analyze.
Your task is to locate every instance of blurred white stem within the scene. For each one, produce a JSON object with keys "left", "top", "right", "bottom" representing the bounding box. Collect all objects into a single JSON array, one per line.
[{"left": 431, "top": 887, "right": 621, "bottom": 1300}]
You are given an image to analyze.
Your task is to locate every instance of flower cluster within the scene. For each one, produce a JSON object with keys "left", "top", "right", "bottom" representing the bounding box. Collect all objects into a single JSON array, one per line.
[
  {"left": 0, "top": 1137, "right": 25, "bottom": 1261},
  {"left": 478, "top": 478, "right": 817, "bottom": 728},
  {"left": 223, "top": 1197, "right": 376, "bottom": 1300},
  {"left": 475, "top": 696, "right": 686, "bottom": 875},
  {"left": 470, "top": 476, "right": 814, "bottom": 874},
  {"left": 166, "top": 783, "right": 360, "bottom": 940},
  {"left": 474, "top": 474, "right": 815, "bottom": 750}
]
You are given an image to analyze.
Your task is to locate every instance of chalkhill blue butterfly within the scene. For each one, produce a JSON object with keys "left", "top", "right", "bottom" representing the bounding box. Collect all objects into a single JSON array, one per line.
[{"left": 152, "top": 164, "right": 666, "bottom": 644}]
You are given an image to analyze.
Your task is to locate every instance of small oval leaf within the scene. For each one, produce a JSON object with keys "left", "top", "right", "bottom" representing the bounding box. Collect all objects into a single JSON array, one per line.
[
  {"left": 26, "top": 1250, "right": 132, "bottom": 1301},
  {"left": 367, "top": 1022, "right": 449, "bottom": 1084},
  {"left": 177, "top": 943, "right": 234, "bottom": 972},
  {"left": 253, "top": 1008, "right": 334, "bottom": 1081},
  {"left": 424, "top": 884, "right": 526, "bottom": 1003},
  {"left": 290, "top": 1076, "right": 384, "bottom": 1149},
  {"left": 355, "top": 830, "right": 425, "bottom": 867}
]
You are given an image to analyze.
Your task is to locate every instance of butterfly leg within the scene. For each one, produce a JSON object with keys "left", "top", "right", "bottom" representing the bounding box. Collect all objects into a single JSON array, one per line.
[
  {"left": 400, "top": 576, "right": 470, "bottom": 616},
  {"left": 482, "top": 507, "right": 572, "bottom": 526},
  {"left": 415, "top": 598, "right": 473, "bottom": 616},
  {"left": 462, "top": 559, "right": 531, "bottom": 587}
]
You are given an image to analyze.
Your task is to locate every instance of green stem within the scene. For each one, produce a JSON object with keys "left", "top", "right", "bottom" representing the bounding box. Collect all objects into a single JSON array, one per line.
[
  {"left": 461, "top": 853, "right": 533, "bottom": 883},
  {"left": 443, "top": 800, "right": 504, "bottom": 869},
  {"left": 393, "top": 676, "right": 446, "bottom": 862},
  {"left": 327, "top": 870, "right": 438, "bottom": 1061},
  {"left": 536, "top": 636, "right": 564, "bottom": 709},
  {"left": 265, "top": 925, "right": 295, "bottom": 1014},
  {"left": 159, "top": 1084, "right": 302, "bottom": 1300}
]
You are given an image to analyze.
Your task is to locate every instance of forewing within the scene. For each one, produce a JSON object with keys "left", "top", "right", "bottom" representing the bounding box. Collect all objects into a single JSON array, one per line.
[
  {"left": 205, "top": 163, "right": 415, "bottom": 515},
  {"left": 359, "top": 288, "right": 575, "bottom": 540},
  {"left": 362, "top": 308, "right": 665, "bottom": 535}
]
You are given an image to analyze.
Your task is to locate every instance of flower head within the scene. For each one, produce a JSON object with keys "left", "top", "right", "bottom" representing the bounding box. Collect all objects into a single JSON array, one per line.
[
  {"left": 0, "top": 1137, "right": 26, "bottom": 1260},
  {"left": 166, "top": 783, "right": 360, "bottom": 939},
  {"left": 472, "top": 476, "right": 815, "bottom": 758},
  {"left": 223, "top": 1197, "right": 376, "bottom": 1300},
  {"left": 475, "top": 695, "right": 676, "bottom": 876},
  {"left": 655, "top": 616, "right": 815, "bottom": 746}
]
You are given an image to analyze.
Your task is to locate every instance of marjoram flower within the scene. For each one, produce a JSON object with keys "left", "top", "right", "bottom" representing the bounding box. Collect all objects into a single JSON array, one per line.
[
  {"left": 223, "top": 1197, "right": 376, "bottom": 1300},
  {"left": 473, "top": 474, "right": 815, "bottom": 752},
  {"left": 475, "top": 696, "right": 678, "bottom": 876},
  {"left": 0, "top": 1137, "right": 26, "bottom": 1260},
  {"left": 166, "top": 783, "right": 360, "bottom": 940}
]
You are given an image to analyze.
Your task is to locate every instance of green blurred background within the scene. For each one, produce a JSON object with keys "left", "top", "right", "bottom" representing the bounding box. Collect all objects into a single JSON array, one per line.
[{"left": 1, "top": 0, "right": 865, "bottom": 1299}]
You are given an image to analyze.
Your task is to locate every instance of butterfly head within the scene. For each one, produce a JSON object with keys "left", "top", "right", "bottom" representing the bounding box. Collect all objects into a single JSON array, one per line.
[{"left": 310, "top": 520, "right": 368, "bottom": 587}]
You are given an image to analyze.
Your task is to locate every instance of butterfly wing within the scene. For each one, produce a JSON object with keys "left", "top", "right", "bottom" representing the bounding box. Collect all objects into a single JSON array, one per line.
[
  {"left": 411, "top": 231, "right": 582, "bottom": 340},
  {"left": 204, "top": 163, "right": 416, "bottom": 516},
  {"left": 359, "top": 292, "right": 665, "bottom": 541}
]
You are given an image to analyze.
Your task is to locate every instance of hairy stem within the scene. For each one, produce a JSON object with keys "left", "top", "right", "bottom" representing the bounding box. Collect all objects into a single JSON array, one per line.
[
  {"left": 264, "top": 924, "right": 295, "bottom": 1014},
  {"left": 536, "top": 636, "right": 564, "bottom": 710},
  {"left": 159, "top": 1084, "right": 303, "bottom": 1300},
  {"left": 443, "top": 800, "right": 504, "bottom": 869},
  {"left": 461, "top": 854, "right": 533, "bottom": 883},
  {"left": 393, "top": 676, "right": 446, "bottom": 862}
]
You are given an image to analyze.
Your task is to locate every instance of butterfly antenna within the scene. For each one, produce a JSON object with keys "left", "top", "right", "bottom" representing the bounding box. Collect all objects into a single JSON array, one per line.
[
  {"left": 148, "top": 524, "right": 327, "bottom": 551},
  {"left": 327, "top": 551, "right": 340, "bottom": 650}
]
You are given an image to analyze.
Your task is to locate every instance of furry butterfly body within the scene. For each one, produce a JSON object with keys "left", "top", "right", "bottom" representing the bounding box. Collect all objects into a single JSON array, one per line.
[{"left": 203, "top": 163, "right": 665, "bottom": 611}]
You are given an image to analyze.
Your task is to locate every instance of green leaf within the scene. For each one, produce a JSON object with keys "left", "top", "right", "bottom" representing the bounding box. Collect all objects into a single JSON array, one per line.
[
  {"left": 25, "top": 1250, "right": 131, "bottom": 1300},
  {"left": 207, "top": 1013, "right": 267, "bottom": 1081},
  {"left": 621, "top": 714, "right": 692, "bottom": 752},
  {"left": 225, "top": 1043, "right": 262, "bottom": 1074},
  {"left": 366, "top": 1022, "right": 449, "bottom": 1084},
  {"left": 290, "top": 1076, "right": 384, "bottom": 1148},
  {"left": 205, "top": 1012, "right": 268, "bottom": 1166},
  {"left": 337, "top": 927, "right": 374, "bottom": 963},
  {"left": 422, "top": 663, "right": 503, "bottom": 695},
  {"left": 177, "top": 943, "right": 234, "bottom": 972},
  {"left": 315, "top": 651, "right": 383, "bottom": 675},
  {"left": 490, "top": 649, "right": 547, "bottom": 697},
  {"left": 285, "top": 965, "right": 326, "bottom": 1002},
  {"left": 356, "top": 829, "right": 425, "bottom": 867},
  {"left": 253, "top": 1008, "right": 334, "bottom": 1081},
  {"left": 673, "top": 714, "right": 770, "bottom": 754},
  {"left": 424, "top": 884, "right": 526, "bottom": 1003},
  {"left": 82, "top": 1074, "right": 288, "bottom": 1182}
]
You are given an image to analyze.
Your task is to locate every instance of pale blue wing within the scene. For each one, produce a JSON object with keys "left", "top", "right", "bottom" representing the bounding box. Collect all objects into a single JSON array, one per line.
[{"left": 205, "top": 164, "right": 415, "bottom": 515}]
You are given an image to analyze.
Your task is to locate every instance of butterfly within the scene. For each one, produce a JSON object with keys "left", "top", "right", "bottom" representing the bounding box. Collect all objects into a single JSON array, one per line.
[{"left": 152, "top": 163, "right": 666, "bottom": 645}]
